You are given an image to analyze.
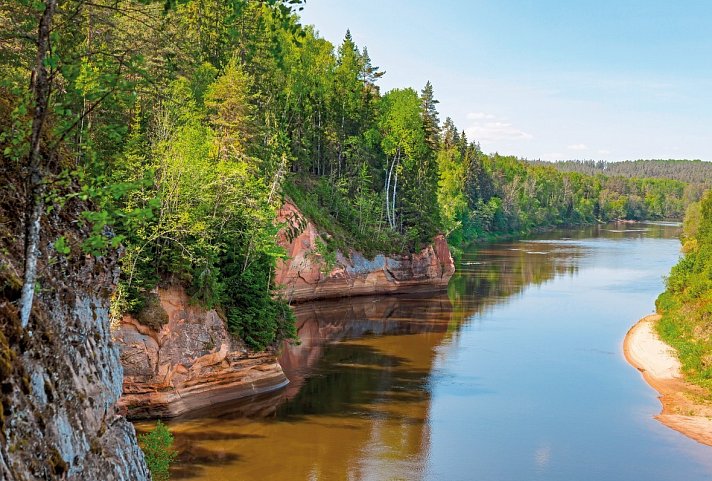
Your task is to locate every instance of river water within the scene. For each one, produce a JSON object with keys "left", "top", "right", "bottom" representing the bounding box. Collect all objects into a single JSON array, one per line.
[{"left": 163, "top": 222, "right": 712, "bottom": 481}]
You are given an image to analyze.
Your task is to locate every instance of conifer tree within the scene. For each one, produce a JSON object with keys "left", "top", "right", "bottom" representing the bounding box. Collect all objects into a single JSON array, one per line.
[{"left": 420, "top": 81, "right": 440, "bottom": 151}]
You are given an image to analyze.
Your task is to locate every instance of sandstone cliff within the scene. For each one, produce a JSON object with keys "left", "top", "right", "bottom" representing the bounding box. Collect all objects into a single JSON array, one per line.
[
  {"left": 0, "top": 166, "right": 148, "bottom": 480},
  {"left": 115, "top": 287, "right": 288, "bottom": 419},
  {"left": 275, "top": 202, "right": 455, "bottom": 303},
  {"left": 114, "top": 203, "right": 455, "bottom": 419}
]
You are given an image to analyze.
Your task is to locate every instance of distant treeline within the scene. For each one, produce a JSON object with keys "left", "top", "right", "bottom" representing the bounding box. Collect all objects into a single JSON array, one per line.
[
  {"left": 530, "top": 159, "right": 712, "bottom": 186},
  {"left": 437, "top": 139, "right": 696, "bottom": 246}
]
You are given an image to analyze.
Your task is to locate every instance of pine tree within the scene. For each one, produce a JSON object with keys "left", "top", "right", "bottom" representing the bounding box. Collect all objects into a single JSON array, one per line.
[{"left": 420, "top": 81, "right": 440, "bottom": 151}]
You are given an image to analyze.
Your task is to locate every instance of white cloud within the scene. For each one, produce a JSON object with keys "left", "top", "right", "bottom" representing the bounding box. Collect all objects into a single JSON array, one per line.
[
  {"left": 466, "top": 111, "right": 496, "bottom": 120},
  {"left": 597, "top": 149, "right": 611, "bottom": 155},
  {"left": 464, "top": 112, "right": 533, "bottom": 142},
  {"left": 567, "top": 143, "right": 588, "bottom": 151}
]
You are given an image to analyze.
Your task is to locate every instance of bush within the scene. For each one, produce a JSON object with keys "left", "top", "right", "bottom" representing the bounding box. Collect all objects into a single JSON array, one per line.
[
  {"left": 136, "top": 293, "right": 169, "bottom": 331},
  {"left": 139, "top": 420, "right": 177, "bottom": 481}
]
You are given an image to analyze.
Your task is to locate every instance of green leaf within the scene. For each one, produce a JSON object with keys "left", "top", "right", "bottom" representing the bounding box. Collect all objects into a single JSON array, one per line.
[
  {"left": 110, "top": 235, "right": 126, "bottom": 248},
  {"left": 54, "top": 236, "right": 71, "bottom": 255}
]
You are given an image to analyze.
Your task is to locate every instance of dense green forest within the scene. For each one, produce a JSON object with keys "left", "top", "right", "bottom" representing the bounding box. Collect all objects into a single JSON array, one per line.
[
  {"left": 1, "top": 0, "right": 704, "bottom": 349},
  {"left": 656, "top": 190, "right": 712, "bottom": 393},
  {"left": 437, "top": 142, "right": 694, "bottom": 246}
]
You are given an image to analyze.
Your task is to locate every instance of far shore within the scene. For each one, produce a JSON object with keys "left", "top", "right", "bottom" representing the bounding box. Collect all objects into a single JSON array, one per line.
[{"left": 624, "top": 314, "right": 712, "bottom": 446}]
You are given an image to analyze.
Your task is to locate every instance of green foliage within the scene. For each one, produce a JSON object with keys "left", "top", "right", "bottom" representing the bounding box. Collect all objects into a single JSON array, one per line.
[
  {"left": 313, "top": 238, "right": 337, "bottom": 274},
  {"left": 53, "top": 236, "right": 70, "bottom": 256},
  {"left": 538, "top": 159, "right": 712, "bottom": 187},
  {"left": 136, "top": 293, "right": 169, "bottom": 331},
  {"left": 139, "top": 420, "right": 177, "bottom": 481},
  {"left": 378, "top": 87, "right": 440, "bottom": 244},
  {"left": 656, "top": 190, "right": 712, "bottom": 392},
  {"left": 436, "top": 143, "right": 692, "bottom": 245},
  {"left": 224, "top": 254, "right": 296, "bottom": 351},
  {"left": 682, "top": 200, "right": 702, "bottom": 252},
  {"left": 284, "top": 179, "right": 407, "bottom": 257},
  {"left": 110, "top": 74, "right": 295, "bottom": 349},
  {"left": 2, "top": 0, "right": 702, "bottom": 357}
]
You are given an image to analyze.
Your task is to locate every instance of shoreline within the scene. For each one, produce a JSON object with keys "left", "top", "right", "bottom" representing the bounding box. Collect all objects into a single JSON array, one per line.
[{"left": 623, "top": 314, "right": 712, "bottom": 446}]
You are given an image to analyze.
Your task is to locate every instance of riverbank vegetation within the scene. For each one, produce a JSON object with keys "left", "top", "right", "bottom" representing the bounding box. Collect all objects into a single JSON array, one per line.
[
  {"left": 656, "top": 190, "right": 712, "bottom": 393},
  {"left": 1, "top": 0, "right": 705, "bottom": 351},
  {"left": 437, "top": 140, "right": 691, "bottom": 246}
]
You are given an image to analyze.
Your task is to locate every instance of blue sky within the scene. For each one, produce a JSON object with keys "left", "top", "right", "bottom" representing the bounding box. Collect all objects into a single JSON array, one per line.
[{"left": 299, "top": 0, "right": 712, "bottom": 161}]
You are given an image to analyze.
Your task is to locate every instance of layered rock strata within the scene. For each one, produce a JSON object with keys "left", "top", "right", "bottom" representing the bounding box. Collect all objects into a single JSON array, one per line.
[
  {"left": 275, "top": 202, "right": 455, "bottom": 303},
  {"left": 115, "top": 203, "right": 456, "bottom": 419},
  {"left": 115, "top": 287, "right": 287, "bottom": 419}
]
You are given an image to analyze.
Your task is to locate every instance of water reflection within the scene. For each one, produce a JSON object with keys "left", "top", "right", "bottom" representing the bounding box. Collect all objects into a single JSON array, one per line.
[
  {"left": 281, "top": 294, "right": 454, "bottom": 396},
  {"left": 160, "top": 221, "right": 712, "bottom": 481},
  {"left": 157, "top": 293, "right": 454, "bottom": 480}
]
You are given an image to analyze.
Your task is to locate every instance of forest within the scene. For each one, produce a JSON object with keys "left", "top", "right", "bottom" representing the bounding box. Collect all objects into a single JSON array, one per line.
[
  {"left": 531, "top": 159, "right": 712, "bottom": 185},
  {"left": 656, "top": 190, "right": 712, "bottom": 393},
  {"left": 1, "top": 0, "right": 706, "bottom": 350},
  {"left": 437, "top": 143, "right": 696, "bottom": 247}
]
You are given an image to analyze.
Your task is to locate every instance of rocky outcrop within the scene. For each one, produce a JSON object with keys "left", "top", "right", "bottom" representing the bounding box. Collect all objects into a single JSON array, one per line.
[
  {"left": 159, "top": 293, "right": 456, "bottom": 421},
  {"left": 114, "top": 203, "right": 455, "bottom": 419},
  {"left": 0, "top": 164, "right": 148, "bottom": 480},
  {"left": 275, "top": 202, "right": 455, "bottom": 303},
  {"left": 114, "top": 287, "right": 288, "bottom": 419}
]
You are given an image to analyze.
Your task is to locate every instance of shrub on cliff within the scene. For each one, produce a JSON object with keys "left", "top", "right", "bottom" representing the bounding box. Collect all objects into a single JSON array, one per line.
[{"left": 139, "top": 420, "right": 177, "bottom": 481}]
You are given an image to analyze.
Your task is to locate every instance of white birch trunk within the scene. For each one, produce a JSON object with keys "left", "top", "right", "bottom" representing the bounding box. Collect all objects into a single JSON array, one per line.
[{"left": 20, "top": 0, "right": 58, "bottom": 329}]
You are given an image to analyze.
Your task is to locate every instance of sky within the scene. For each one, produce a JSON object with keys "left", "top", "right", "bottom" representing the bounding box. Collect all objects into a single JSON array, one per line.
[{"left": 298, "top": 0, "right": 712, "bottom": 161}]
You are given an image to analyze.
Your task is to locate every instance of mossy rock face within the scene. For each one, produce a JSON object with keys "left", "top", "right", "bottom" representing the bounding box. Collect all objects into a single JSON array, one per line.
[
  {"left": 0, "top": 98, "right": 149, "bottom": 480},
  {"left": 0, "top": 330, "right": 13, "bottom": 380},
  {"left": 48, "top": 447, "right": 68, "bottom": 477},
  {"left": 136, "top": 293, "right": 169, "bottom": 331},
  {"left": 0, "top": 304, "right": 19, "bottom": 435}
]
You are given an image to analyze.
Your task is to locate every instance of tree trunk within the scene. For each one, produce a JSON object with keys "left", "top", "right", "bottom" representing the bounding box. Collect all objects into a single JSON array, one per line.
[
  {"left": 389, "top": 147, "right": 401, "bottom": 230},
  {"left": 392, "top": 168, "right": 398, "bottom": 230},
  {"left": 317, "top": 108, "right": 322, "bottom": 175},
  {"left": 19, "top": 0, "right": 58, "bottom": 328},
  {"left": 385, "top": 154, "right": 397, "bottom": 229}
]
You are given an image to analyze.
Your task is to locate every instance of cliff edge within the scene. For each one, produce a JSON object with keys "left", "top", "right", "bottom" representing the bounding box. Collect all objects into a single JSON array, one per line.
[
  {"left": 115, "top": 287, "right": 288, "bottom": 419},
  {"left": 275, "top": 201, "right": 455, "bottom": 303}
]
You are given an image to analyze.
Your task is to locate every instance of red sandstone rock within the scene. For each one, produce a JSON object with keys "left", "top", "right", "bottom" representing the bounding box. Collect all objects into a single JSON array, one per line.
[
  {"left": 275, "top": 201, "right": 455, "bottom": 303},
  {"left": 115, "top": 204, "right": 455, "bottom": 418},
  {"left": 114, "top": 287, "right": 288, "bottom": 419}
]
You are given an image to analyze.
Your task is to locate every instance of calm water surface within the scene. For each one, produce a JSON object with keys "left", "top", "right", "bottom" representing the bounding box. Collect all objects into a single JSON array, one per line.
[{"left": 158, "top": 222, "right": 712, "bottom": 480}]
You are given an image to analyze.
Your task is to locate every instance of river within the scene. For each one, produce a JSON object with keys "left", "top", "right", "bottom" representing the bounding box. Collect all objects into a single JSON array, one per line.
[{"left": 161, "top": 222, "right": 712, "bottom": 481}]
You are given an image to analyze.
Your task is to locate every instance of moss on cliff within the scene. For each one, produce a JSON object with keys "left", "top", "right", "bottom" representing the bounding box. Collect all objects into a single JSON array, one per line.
[{"left": 136, "top": 293, "right": 169, "bottom": 331}]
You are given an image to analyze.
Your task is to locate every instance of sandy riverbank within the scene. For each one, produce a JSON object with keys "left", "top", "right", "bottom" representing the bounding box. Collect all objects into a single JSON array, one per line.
[{"left": 624, "top": 314, "right": 712, "bottom": 446}]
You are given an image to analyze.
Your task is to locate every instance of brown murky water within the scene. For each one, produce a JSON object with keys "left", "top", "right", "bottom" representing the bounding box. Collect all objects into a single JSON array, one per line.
[{"left": 138, "top": 222, "right": 712, "bottom": 481}]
